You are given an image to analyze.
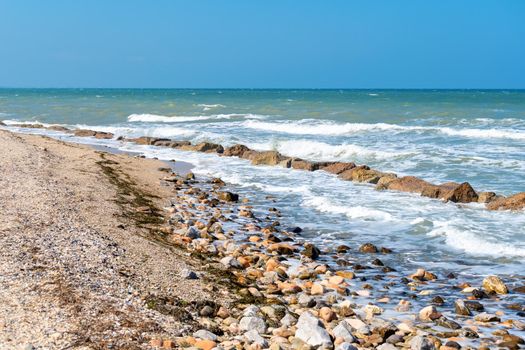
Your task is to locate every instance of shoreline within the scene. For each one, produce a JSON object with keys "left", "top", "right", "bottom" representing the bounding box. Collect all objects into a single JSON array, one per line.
[
  {"left": 1, "top": 129, "right": 523, "bottom": 349},
  {"left": 1, "top": 121, "right": 524, "bottom": 212}
]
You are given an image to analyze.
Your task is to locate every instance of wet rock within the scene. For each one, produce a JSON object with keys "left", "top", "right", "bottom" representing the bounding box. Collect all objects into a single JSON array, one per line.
[
  {"left": 339, "top": 166, "right": 389, "bottom": 184},
  {"left": 441, "top": 182, "right": 478, "bottom": 203},
  {"left": 487, "top": 192, "right": 525, "bottom": 211},
  {"left": 430, "top": 296, "right": 445, "bottom": 306},
  {"left": 513, "top": 285, "right": 525, "bottom": 293},
  {"left": 379, "top": 176, "right": 433, "bottom": 193},
  {"left": 294, "top": 311, "right": 332, "bottom": 349},
  {"left": 249, "top": 151, "right": 286, "bottom": 166},
  {"left": 410, "top": 335, "right": 436, "bottom": 350},
  {"left": 321, "top": 162, "right": 356, "bottom": 175},
  {"left": 290, "top": 158, "right": 319, "bottom": 171},
  {"left": 478, "top": 191, "right": 497, "bottom": 203},
  {"left": 419, "top": 305, "right": 442, "bottom": 321},
  {"left": 217, "top": 191, "right": 239, "bottom": 202},
  {"left": 463, "top": 300, "right": 484, "bottom": 312},
  {"left": 336, "top": 245, "right": 350, "bottom": 253},
  {"left": 223, "top": 144, "right": 251, "bottom": 157},
  {"left": 268, "top": 243, "right": 298, "bottom": 255},
  {"left": 359, "top": 243, "right": 379, "bottom": 253},
  {"left": 434, "top": 316, "right": 461, "bottom": 330},
  {"left": 454, "top": 299, "right": 471, "bottom": 316},
  {"left": 181, "top": 142, "right": 224, "bottom": 153},
  {"left": 302, "top": 243, "right": 321, "bottom": 260},
  {"left": 443, "top": 341, "right": 461, "bottom": 350},
  {"left": 240, "top": 316, "right": 267, "bottom": 334},
  {"left": 287, "top": 226, "right": 303, "bottom": 233},
  {"left": 220, "top": 256, "right": 242, "bottom": 269},
  {"left": 482, "top": 275, "right": 508, "bottom": 294},
  {"left": 193, "top": 329, "right": 218, "bottom": 341},
  {"left": 474, "top": 312, "right": 500, "bottom": 322}
]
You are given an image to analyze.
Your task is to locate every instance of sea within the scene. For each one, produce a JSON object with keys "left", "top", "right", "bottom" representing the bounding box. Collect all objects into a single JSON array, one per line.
[{"left": 1, "top": 88, "right": 524, "bottom": 279}]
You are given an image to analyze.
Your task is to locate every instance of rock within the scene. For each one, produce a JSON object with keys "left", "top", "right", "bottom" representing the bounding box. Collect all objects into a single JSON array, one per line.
[
  {"left": 441, "top": 182, "right": 478, "bottom": 203},
  {"left": 290, "top": 159, "right": 319, "bottom": 171},
  {"left": 223, "top": 144, "right": 251, "bottom": 157},
  {"left": 298, "top": 294, "right": 316, "bottom": 307},
  {"left": 249, "top": 151, "right": 286, "bottom": 166},
  {"left": 332, "top": 322, "right": 356, "bottom": 343},
  {"left": 193, "top": 329, "right": 218, "bottom": 341},
  {"left": 335, "top": 343, "right": 358, "bottom": 350},
  {"left": 217, "top": 191, "right": 239, "bottom": 202},
  {"left": 435, "top": 316, "right": 461, "bottom": 330},
  {"left": 0, "top": 120, "right": 5, "bottom": 126},
  {"left": 443, "top": 341, "right": 461, "bottom": 350},
  {"left": 482, "top": 275, "right": 508, "bottom": 294},
  {"left": 379, "top": 176, "right": 433, "bottom": 193},
  {"left": 311, "top": 283, "right": 325, "bottom": 295},
  {"left": 454, "top": 299, "right": 472, "bottom": 316},
  {"left": 281, "top": 313, "right": 297, "bottom": 327},
  {"left": 410, "top": 336, "right": 436, "bottom": 350},
  {"left": 181, "top": 142, "right": 224, "bottom": 153},
  {"left": 268, "top": 243, "right": 297, "bottom": 255},
  {"left": 345, "top": 318, "right": 369, "bottom": 334},
  {"left": 73, "top": 129, "right": 97, "bottom": 137},
  {"left": 474, "top": 312, "right": 500, "bottom": 322},
  {"left": 220, "top": 256, "right": 242, "bottom": 269},
  {"left": 321, "top": 162, "right": 356, "bottom": 175},
  {"left": 419, "top": 306, "right": 441, "bottom": 321},
  {"left": 245, "top": 329, "right": 268, "bottom": 347},
  {"left": 487, "top": 192, "right": 525, "bottom": 211},
  {"left": 239, "top": 316, "right": 267, "bottom": 334},
  {"left": 184, "top": 226, "right": 200, "bottom": 239},
  {"left": 339, "top": 166, "right": 388, "bottom": 184},
  {"left": 194, "top": 339, "right": 217, "bottom": 350},
  {"left": 48, "top": 125, "right": 70, "bottom": 132},
  {"left": 377, "top": 344, "right": 398, "bottom": 350},
  {"left": 181, "top": 268, "right": 199, "bottom": 280},
  {"left": 199, "top": 305, "right": 214, "bottom": 317},
  {"left": 359, "top": 243, "right": 379, "bottom": 253},
  {"left": 302, "top": 243, "right": 321, "bottom": 260},
  {"left": 319, "top": 306, "right": 337, "bottom": 322},
  {"left": 478, "top": 191, "right": 497, "bottom": 203},
  {"left": 294, "top": 311, "right": 333, "bottom": 349},
  {"left": 464, "top": 300, "right": 484, "bottom": 312}
]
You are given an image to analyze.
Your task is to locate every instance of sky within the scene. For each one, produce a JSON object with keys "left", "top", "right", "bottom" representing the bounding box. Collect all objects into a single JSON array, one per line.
[{"left": 0, "top": 1, "right": 524, "bottom": 88}]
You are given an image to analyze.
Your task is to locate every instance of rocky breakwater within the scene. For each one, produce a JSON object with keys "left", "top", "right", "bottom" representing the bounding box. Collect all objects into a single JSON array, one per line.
[
  {"left": 144, "top": 169, "right": 525, "bottom": 349},
  {"left": 3, "top": 122, "right": 525, "bottom": 212}
]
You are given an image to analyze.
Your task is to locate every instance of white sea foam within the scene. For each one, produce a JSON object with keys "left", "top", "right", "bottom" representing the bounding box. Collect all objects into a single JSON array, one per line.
[
  {"left": 128, "top": 113, "right": 267, "bottom": 123},
  {"left": 303, "top": 196, "right": 394, "bottom": 221},
  {"left": 197, "top": 103, "right": 225, "bottom": 111},
  {"left": 427, "top": 221, "right": 525, "bottom": 257},
  {"left": 243, "top": 120, "right": 525, "bottom": 140},
  {"left": 74, "top": 124, "right": 198, "bottom": 139},
  {"left": 249, "top": 139, "right": 403, "bottom": 160}
]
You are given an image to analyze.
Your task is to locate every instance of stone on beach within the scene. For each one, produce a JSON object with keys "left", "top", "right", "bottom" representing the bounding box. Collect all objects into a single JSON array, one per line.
[
  {"left": 240, "top": 316, "right": 267, "bottom": 334},
  {"left": 294, "top": 311, "right": 333, "bottom": 348},
  {"left": 410, "top": 335, "right": 436, "bottom": 350},
  {"left": 487, "top": 192, "right": 525, "bottom": 211},
  {"left": 482, "top": 275, "right": 508, "bottom": 294}
]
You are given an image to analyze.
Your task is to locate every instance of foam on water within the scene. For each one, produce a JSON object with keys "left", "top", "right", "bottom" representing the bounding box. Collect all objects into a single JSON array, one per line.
[
  {"left": 128, "top": 113, "right": 268, "bottom": 123},
  {"left": 302, "top": 195, "right": 394, "bottom": 221},
  {"left": 248, "top": 139, "right": 406, "bottom": 161}
]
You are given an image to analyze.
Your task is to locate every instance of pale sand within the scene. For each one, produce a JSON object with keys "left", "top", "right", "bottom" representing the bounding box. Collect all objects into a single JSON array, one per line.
[{"left": 0, "top": 130, "right": 224, "bottom": 349}]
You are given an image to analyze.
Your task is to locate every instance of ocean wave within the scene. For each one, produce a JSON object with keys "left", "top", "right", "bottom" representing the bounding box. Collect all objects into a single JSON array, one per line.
[
  {"left": 427, "top": 221, "right": 525, "bottom": 257},
  {"left": 303, "top": 196, "right": 394, "bottom": 221},
  {"left": 74, "top": 124, "right": 198, "bottom": 139},
  {"left": 249, "top": 139, "right": 403, "bottom": 161},
  {"left": 128, "top": 113, "right": 267, "bottom": 123},
  {"left": 242, "top": 120, "right": 525, "bottom": 140},
  {"left": 197, "top": 103, "right": 225, "bottom": 111}
]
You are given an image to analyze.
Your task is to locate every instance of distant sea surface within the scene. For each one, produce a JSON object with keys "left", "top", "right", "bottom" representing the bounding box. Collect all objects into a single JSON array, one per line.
[{"left": 2, "top": 89, "right": 525, "bottom": 277}]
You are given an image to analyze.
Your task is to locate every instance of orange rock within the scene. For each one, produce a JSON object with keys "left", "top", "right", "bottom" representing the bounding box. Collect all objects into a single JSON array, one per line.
[
  {"left": 314, "top": 264, "right": 328, "bottom": 274},
  {"left": 278, "top": 281, "right": 302, "bottom": 294},
  {"left": 319, "top": 307, "right": 337, "bottom": 322},
  {"left": 237, "top": 256, "right": 250, "bottom": 267},
  {"left": 195, "top": 339, "right": 217, "bottom": 350},
  {"left": 329, "top": 275, "right": 344, "bottom": 285},
  {"left": 150, "top": 339, "right": 162, "bottom": 348},
  {"left": 336, "top": 271, "right": 355, "bottom": 279},
  {"left": 266, "top": 258, "right": 279, "bottom": 272},
  {"left": 249, "top": 235, "right": 261, "bottom": 242},
  {"left": 311, "top": 283, "right": 325, "bottom": 295},
  {"left": 162, "top": 339, "right": 175, "bottom": 349}
]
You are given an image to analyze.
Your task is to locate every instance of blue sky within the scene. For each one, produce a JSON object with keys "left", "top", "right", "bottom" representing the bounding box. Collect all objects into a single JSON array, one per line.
[{"left": 0, "top": 1, "right": 523, "bottom": 88}]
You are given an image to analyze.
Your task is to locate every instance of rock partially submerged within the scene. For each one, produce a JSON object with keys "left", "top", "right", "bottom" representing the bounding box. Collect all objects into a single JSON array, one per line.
[{"left": 487, "top": 192, "right": 525, "bottom": 211}]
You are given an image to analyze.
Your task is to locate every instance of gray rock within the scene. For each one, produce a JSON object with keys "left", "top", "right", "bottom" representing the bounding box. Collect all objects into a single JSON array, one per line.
[
  {"left": 243, "top": 305, "right": 260, "bottom": 317},
  {"left": 298, "top": 293, "right": 316, "bottom": 307},
  {"left": 474, "top": 312, "right": 500, "bottom": 322},
  {"left": 294, "top": 311, "right": 333, "bottom": 348},
  {"left": 410, "top": 335, "right": 436, "bottom": 350},
  {"left": 239, "top": 316, "right": 267, "bottom": 334},
  {"left": 181, "top": 268, "right": 199, "bottom": 279},
  {"left": 220, "top": 256, "right": 241, "bottom": 269},
  {"left": 344, "top": 318, "right": 370, "bottom": 335},
  {"left": 280, "top": 313, "right": 297, "bottom": 327},
  {"left": 193, "top": 329, "right": 217, "bottom": 341},
  {"left": 454, "top": 299, "right": 471, "bottom": 316},
  {"left": 244, "top": 329, "right": 268, "bottom": 347},
  {"left": 332, "top": 321, "right": 356, "bottom": 343},
  {"left": 377, "top": 344, "right": 398, "bottom": 350},
  {"left": 335, "top": 343, "right": 358, "bottom": 350},
  {"left": 184, "top": 226, "right": 200, "bottom": 239}
]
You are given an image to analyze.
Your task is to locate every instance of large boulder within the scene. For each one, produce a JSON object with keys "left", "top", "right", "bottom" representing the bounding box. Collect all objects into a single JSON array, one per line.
[
  {"left": 130, "top": 136, "right": 170, "bottom": 145},
  {"left": 321, "top": 162, "right": 356, "bottom": 175},
  {"left": 441, "top": 182, "right": 478, "bottom": 203},
  {"left": 378, "top": 176, "right": 433, "bottom": 193},
  {"left": 294, "top": 311, "right": 333, "bottom": 349},
  {"left": 93, "top": 131, "right": 114, "bottom": 139},
  {"left": 290, "top": 159, "right": 331, "bottom": 171},
  {"left": 487, "top": 192, "right": 525, "bottom": 211},
  {"left": 339, "top": 166, "right": 389, "bottom": 184},
  {"left": 48, "top": 125, "right": 71, "bottom": 132},
  {"left": 223, "top": 144, "right": 251, "bottom": 157},
  {"left": 181, "top": 142, "right": 224, "bottom": 153},
  {"left": 74, "top": 129, "right": 114, "bottom": 139},
  {"left": 482, "top": 275, "right": 508, "bottom": 294},
  {"left": 248, "top": 151, "right": 286, "bottom": 166},
  {"left": 153, "top": 139, "right": 191, "bottom": 148},
  {"left": 0, "top": 121, "right": 5, "bottom": 126}
]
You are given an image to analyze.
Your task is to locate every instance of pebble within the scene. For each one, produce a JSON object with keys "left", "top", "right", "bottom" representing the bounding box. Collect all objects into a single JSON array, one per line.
[{"left": 239, "top": 316, "right": 267, "bottom": 334}]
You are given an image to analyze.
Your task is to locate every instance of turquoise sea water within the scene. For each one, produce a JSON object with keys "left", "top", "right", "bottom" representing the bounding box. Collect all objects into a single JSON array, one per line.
[{"left": 2, "top": 89, "right": 525, "bottom": 277}]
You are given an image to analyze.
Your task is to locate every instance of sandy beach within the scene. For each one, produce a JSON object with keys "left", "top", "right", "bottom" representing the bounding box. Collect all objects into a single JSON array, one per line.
[{"left": 0, "top": 130, "right": 229, "bottom": 349}]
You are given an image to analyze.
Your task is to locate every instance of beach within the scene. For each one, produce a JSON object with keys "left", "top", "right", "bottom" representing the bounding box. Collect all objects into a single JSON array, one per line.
[{"left": 1, "top": 128, "right": 524, "bottom": 350}]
